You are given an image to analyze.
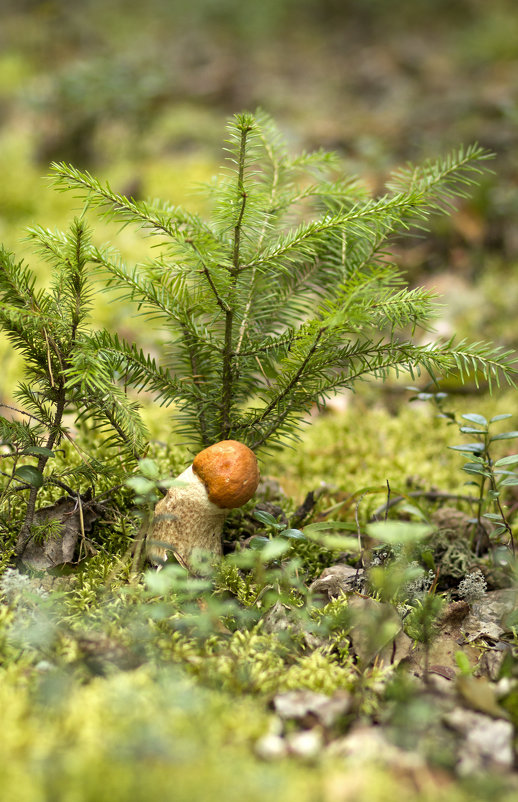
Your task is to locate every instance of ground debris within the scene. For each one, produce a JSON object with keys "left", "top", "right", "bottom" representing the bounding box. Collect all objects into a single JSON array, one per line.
[
  {"left": 462, "top": 588, "right": 518, "bottom": 643},
  {"left": 21, "top": 494, "right": 104, "bottom": 570},
  {"left": 273, "top": 689, "right": 352, "bottom": 728},
  {"left": 75, "top": 631, "right": 143, "bottom": 675},
  {"left": 444, "top": 708, "right": 514, "bottom": 775},
  {"left": 327, "top": 723, "right": 428, "bottom": 771},
  {"left": 260, "top": 601, "right": 323, "bottom": 649},
  {"left": 456, "top": 675, "right": 510, "bottom": 719},
  {"left": 347, "top": 595, "right": 412, "bottom": 667},
  {"left": 309, "top": 564, "right": 363, "bottom": 600}
]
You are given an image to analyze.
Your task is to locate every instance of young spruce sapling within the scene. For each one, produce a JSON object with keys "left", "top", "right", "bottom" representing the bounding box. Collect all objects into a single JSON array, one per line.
[{"left": 50, "top": 111, "right": 517, "bottom": 453}]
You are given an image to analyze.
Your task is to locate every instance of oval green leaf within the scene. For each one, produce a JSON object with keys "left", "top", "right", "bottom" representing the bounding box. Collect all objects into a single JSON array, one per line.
[
  {"left": 494, "top": 454, "right": 518, "bottom": 467},
  {"left": 15, "top": 465, "right": 44, "bottom": 487},
  {"left": 321, "top": 535, "right": 360, "bottom": 551},
  {"left": 461, "top": 413, "right": 488, "bottom": 426},
  {"left": 252, "top": 509, "right": 279, "bottom": 527},
  {"left": 366, "top": 521, "right": 433, "bottom": 544},
  {"left": 462, "top": 464, "right": 491, "bottom": 477},
  {"left": 260, "top": 538, "right": 291, "bottom": 562},
  {"left": 281, "top": 528, "right": 306, "bottom": 540},
  {"left": 249, "top": 536, "right": 269, "bottom": 550},
  {"left": 304, "top": 521, "right": 357, "bottom": 535},
  {"left": 491, "top": 432, "right": 518, "bottom": 442},
  {"left": 126, "top": 476, "right": 156, "bottom": 495},
  {"left": 449, "top": 444, "right": 485, "bottom": 453},
  {"left": 138, "top": 458, "right": 160, "bottom": 480}
]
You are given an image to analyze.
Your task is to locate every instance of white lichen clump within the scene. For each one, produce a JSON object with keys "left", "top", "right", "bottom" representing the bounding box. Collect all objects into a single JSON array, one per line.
[
  {"left": 0, "top": 567, "right": 48, "bottom": 604},
  {"left": 457, "top": 569, "right": 487, "bottom": 603}
]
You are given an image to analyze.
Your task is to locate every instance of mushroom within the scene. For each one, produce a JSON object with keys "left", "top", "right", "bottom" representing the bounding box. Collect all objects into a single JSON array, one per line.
[{"left": 147, "top": 440, "right": 260, "bottom": 570}]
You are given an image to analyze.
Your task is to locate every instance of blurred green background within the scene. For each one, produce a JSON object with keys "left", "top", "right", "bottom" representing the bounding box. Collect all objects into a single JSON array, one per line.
[{"left": 2, "top": 0, "right": 518, "bottom": 404}]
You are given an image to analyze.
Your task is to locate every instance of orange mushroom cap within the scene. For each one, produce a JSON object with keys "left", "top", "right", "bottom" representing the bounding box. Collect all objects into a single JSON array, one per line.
[{"left": 192, "top": 440, "right": 259, "bottom": 509}]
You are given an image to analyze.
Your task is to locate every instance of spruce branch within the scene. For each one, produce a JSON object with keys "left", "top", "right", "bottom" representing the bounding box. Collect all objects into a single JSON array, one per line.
[{"left": 50, "top": 162, "right": 219, "bottom": 244}]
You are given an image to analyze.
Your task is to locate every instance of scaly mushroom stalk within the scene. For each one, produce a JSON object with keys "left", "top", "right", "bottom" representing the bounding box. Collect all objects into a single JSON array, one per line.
[{"left": 147, "top": 440, "right": 259, "bottom": 570}]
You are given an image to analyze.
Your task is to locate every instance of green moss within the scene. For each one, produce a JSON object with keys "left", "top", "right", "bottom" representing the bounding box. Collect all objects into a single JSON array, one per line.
[
  {"left": 0, "top": 665, "right": 319, "bottom": 802},
  {"left": 262, "top": 389, "right": 517, "bottom": 510}
]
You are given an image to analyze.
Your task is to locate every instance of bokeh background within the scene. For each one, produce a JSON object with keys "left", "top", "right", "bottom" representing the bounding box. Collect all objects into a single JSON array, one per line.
[{"left": 2, "top": 0, "right": 518, "bottom": 408}]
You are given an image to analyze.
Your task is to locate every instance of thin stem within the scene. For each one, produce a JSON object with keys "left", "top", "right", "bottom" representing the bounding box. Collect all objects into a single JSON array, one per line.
[
  {"left": 0, "top": 463, "right": 25, "bottom": 508},
  {"left": 249, "top": 328, "right": 325, "bottom": 449},
  {"left": 102, "top": 404, "right": 142, "bottom": 463},
  {"left": 487, "top": 449, "right": 516, "bottom": 556},
  {"left": 0, "top": 404, "right": 46, "bottom": 426},
  {"left": 188, "top": 240, "right": 230, "bottom": 313},
  {"left": 221, "top": 309, "right": 235, "bottom": 439},
  {"left": 221, "top": 123, "right": 251, "bottom": 439},
  {"left": 384, "top": 480, "right": 391, "bottom": 522},
  {"left": 368, "top": 490, "right": 478, "bottom": 522},
  {"left": 355, "top": 493, "right": 366, "bottom": 568},
  {"left": 16, "top": 383, "right": 67, "bottom": 555},
  {"left": 231, "top": 131, "right": 249, "bottom": 274},
  {"left": 231, "top": 332, "right": 296, "bottom": 358}
]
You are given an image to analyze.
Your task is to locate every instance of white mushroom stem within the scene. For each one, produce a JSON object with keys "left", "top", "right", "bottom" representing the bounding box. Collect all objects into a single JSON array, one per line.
[
  {"left": 147, "top": 466, "right": 227, "bottom": 569},
  {"left": 146, "top": 440, "right": 260, "bottom": 572}
]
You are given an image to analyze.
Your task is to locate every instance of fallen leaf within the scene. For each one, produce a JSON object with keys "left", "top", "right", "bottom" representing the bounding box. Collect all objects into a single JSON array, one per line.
[
  {"left": 21, "top": 495, "right": 103, "bottom": 570},
  {"left": 428, "top": 665, "right": 456, "bottom": 681}
]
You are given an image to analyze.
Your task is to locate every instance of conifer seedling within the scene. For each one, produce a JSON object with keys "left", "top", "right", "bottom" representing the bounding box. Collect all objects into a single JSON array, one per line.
[
  {"left": 0, "top": 219, "right": 147, "bottom": 555},
  {"left": 49, "top": 111, "right": 517, "bottom": 454}
]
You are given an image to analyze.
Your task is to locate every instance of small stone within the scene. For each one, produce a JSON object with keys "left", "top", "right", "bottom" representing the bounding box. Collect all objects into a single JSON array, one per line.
[
  {"left": 35, "top": 660, "right": 54, "bottom": 672},
  {"left": 309, "top": 564, "right": 362, "bottom": 599},
  {"left": 463, "top": 589, "right": 518, "bottom": 643},
  {"left": 328, "top": 724, "right": 426, "bottom": 771},
  {"left": 274, "top": 689, "right": 351, "bottom": 727},
  {"left": 255, "top": 733, "right": 288, "bottom": 761},
  {"left": 495, "top": 678, "right": 515, "bottom": 699},
  {"left": 287, "top": 728, "right": 323, "bottom": 760},
  {"left": 444, "top": 708, "right": 514, "bottom": 775}
]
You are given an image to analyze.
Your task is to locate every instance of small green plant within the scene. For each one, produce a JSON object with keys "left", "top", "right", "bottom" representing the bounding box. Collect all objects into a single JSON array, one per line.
[
  {"left": 124, "top": 457, "right": 179, "bottom": 572},
  {"left": 409, "top": 386, "right": 518, "bottom": 555},
  {"left": 448, "top": 411, "right": 518, "bottom": 553},
  {"left": 250, "top": 508, "right": 307, "bottom": 547},
  {"left": 366, "top": 522, "right": 445, "bottom": 680},
  {"left": 49, "top": 111, "right": 516, "bottom": 454},
  {"left": 404, "top": 593, "right": 445, "bottom": 677},
  {"left": 3, "top": 112, "right": 518, "bottom": 566}
]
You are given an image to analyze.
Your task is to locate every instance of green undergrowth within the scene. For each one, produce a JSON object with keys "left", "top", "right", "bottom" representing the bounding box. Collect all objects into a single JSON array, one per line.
[
  {"left": 1, "top": 390, "right": 518, "bottom": 800},
  {"left": 261, "top": 387, "right": 518, "bottom": 501},
  {"left": 0, "top": 546, "right": 517, "bottom": 802},
  {"left": 3, "top": 386, "right": 513, "bottom": 562}
]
